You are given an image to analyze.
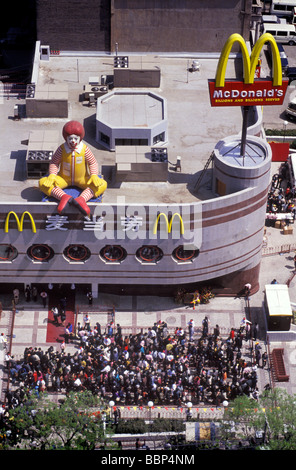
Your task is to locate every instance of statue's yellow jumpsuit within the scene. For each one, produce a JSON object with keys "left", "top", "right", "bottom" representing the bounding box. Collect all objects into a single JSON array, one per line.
[{"left": 39, "top": 141, "right": 107, "bottom": 215}]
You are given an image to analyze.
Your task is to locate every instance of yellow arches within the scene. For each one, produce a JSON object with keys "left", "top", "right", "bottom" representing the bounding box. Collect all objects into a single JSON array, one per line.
[
  {"left": 4, "top": 211, "right": 36, "bottom": 233},
  {"left": 153, "top": 212, "right": 185, "bottom": 235},
  {"left": 215, "top": 32, "right": 282, "bottom": 88}
]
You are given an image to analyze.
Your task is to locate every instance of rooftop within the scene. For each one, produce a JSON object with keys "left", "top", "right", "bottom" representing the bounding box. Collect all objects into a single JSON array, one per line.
[
  {"left": 0, "top": 52, "right": 257, "bottom": 205},
  {"left": 98, "top": 90, "right": 165, "bottom": 128}
]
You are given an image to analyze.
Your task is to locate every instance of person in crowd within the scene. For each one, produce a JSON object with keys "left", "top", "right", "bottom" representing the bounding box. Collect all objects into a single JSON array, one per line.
[{"left": 4, "top": 316, "right": 261, "bottom": 413}]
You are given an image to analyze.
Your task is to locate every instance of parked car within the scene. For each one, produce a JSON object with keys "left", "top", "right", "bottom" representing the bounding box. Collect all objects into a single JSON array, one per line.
[
  {"left": 285, "top": 90, "right": 296, "bottom": 119},
  {"left": 286, "top": 66, "right": 296, "bottom": 84},
  {"left": 277, "top": 43, "right": 289, "bottom": 74},
  {"left": 267, "top": 42, "right": 289, "bottom": 74}
]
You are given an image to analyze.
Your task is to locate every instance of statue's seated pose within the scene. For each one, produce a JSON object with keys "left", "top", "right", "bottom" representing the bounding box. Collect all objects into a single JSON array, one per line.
[{"left": 39, "top": 120, "right": 107, "bottom": 216}]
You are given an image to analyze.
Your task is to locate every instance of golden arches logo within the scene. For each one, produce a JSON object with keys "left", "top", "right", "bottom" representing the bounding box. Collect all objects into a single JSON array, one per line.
[
  {"left": 4, "top": 211, "right": 36, "bottom": 233},
  {"left": 153, "top": 212, "right": 184, "bottom": 235},
  {"left": 215, "top": 32, "right": 282, "bottom": 88}
]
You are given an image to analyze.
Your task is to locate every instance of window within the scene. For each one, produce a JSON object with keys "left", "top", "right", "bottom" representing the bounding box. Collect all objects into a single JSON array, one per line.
[
  {"left": 64, "top": 245, "right": 91, "bottom": 262},
  {"left": 274, "top": 5, "right": 286, "bottom": 11},
  {"left": 136, "top": 245, "right": 163, "bottom": 263},
  {"left": 153, "top": 132, "right": 165, "bottom": 145},
  {"left": 100, "top": 245, "right": 127, "bottom": 263},
  {"left": 172, "top": 246, "right": 199, "bottom": 262},
  {"left": 0, "top": 244, "right": 18, "bottom": 262},
  {"left": 100, "top": 132, "right": 110, "bottom": 145},
  {"left": 27, "top": 244, "right": 54, "bottom": 262},
  {"left": 115, "top": 138, "right": 148, "bottom": 146}
]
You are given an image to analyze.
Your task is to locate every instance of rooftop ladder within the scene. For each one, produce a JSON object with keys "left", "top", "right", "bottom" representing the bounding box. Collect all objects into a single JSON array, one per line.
[{"left": 194, "top": 152, "right": 214, "bottom": 190}]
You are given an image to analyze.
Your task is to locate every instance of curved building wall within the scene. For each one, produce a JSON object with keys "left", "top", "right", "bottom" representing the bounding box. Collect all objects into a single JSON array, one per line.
[{"left": 0, "top": 135, "right": 270, "bottom": 296}]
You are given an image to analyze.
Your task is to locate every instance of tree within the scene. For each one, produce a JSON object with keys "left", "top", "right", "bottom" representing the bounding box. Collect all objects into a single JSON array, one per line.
[
  {"left": 220, "top": 388, "right": 296, "bottom": 449},
  {"left": 220, "top": 394, "right": 260, "bottom": 444},
  {"left": 257, "top": 388, "right": 296, "bottom": 450},
  {"left": 5, "top": 390, "right": 112, "bottom": 450}
]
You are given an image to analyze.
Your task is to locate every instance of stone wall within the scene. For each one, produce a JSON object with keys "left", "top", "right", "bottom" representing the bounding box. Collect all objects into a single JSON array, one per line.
[
  {"left": 36, "top": 0, "right": 111, "bottom": 51},
  {"left": 110, "top": 0, "right": 252, "bottom": 53},
  {"left": 35, "top": 0, "right": 252, "bottom": 53}
]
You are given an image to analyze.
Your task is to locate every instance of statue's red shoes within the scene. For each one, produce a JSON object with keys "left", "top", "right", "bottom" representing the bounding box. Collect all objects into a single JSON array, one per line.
[
  {"left": 57, "top": 194, "right": 73, "bottom": 215},
  {"left": 72, "top": 196, "right": 90, "bottom": 216}
]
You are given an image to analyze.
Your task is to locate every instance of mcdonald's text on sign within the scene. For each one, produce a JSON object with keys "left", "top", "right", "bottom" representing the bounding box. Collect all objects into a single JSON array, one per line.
[
  {"left": 209, "top": 32, "right": 289, "bottom": 107},
  {"left": 208, "top": 79, "right": 288, "bottom": 107}
]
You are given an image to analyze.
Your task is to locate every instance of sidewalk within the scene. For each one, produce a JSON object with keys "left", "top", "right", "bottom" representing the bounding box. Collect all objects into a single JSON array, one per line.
[{"left": 0, "top": 222, "right": 296, "bottom": 407}]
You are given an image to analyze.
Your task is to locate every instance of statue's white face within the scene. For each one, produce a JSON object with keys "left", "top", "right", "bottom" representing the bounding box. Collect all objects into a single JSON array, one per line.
[{"left": 67, "top": 134, "right": 80, "bottom": 149}]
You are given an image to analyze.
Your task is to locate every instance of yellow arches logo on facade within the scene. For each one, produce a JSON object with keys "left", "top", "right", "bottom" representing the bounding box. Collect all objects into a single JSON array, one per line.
[
  {"left": 153, "top": 213, "right": 184, "bottom": 235},
  {"left": 215, "top": 32, "right": 282, "bottom": 88},
  {"left": 4, "top": 211, "right": 36, "bottom": 233}
]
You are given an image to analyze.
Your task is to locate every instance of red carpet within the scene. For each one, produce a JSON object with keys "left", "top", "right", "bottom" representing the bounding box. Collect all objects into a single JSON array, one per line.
[{"left": 46, "top": 293, "right": 75, "bottom": 344}]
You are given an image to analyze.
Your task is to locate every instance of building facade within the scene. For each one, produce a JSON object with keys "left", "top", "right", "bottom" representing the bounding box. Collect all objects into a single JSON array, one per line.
[
  {"left": 0, "top": 131, "right": 270, "bottom": 297},
  {"left": 36, "top": 0, "right": 253, "bottom": 53}
]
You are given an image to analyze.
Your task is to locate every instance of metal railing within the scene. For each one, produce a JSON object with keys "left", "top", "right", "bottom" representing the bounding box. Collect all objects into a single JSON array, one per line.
[{"left": 262, "top": 243, "right": 296, "bottom": 257}]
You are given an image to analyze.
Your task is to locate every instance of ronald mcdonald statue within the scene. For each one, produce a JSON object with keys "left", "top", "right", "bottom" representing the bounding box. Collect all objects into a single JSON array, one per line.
[{"left": 39, "top": 120, "right": 107, "bottom": 216}]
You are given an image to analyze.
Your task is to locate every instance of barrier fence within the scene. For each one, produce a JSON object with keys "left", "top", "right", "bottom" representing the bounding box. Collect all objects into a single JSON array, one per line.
[
  {"left": 0, "top": 83, "right": 26, "bottom": 99},
  {"left": 262, "top": 243, "right": 296, "bottom": 257}
]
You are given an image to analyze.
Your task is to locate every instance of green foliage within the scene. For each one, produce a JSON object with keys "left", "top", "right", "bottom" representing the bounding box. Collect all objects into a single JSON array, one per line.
[
  {"left": 150, "top": 418, "right": 185, "bottom": 433},
  {"left": 115, "top": 418, "right": 147, "bottom": 434},
  {"left": 265, "top": 128, "right": 296, "bottom": 136},
  {"left": 114, "top": 417, "right": 185, "bottom": 435},
  {"left": 4, "top": 391, "right": 109, "bottom": 450},
  {"left": 220, "top": 388, "right": 296, "bottom": 450}
]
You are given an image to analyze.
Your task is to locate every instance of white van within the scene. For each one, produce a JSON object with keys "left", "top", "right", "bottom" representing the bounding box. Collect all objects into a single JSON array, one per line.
[
  {"left": 263, "top": 23, "right": 296, "bottom": 44},
  {"left": 262, "top": 14, "right": 287, "bottom": 23},
  {"left": 270, "top": 0, "right": 296, "bottom": 17},
  {"left": 286, "top": 90, "right": 296, "bottom": 119}
]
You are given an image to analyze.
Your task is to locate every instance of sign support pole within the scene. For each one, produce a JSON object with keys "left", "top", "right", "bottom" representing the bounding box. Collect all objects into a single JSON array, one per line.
[{"left": 240, "top": 106, "right": 250, "bottom": 165}]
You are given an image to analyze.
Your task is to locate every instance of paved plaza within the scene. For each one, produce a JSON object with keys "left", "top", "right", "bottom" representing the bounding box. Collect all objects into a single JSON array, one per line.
[{"left": 0, "top": 222, "right": 295, "bottom": 421}]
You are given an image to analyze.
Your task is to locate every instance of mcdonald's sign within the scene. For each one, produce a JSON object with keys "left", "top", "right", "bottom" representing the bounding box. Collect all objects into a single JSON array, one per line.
[
  {"left": 153, "top": 212, "right": 184, "bottom": 235},
  {"left": 4, "top": 211, "right": 36, "bottom": 233},
  {"left": 208, "top": 33, "right": 288, "bottom": 107}
]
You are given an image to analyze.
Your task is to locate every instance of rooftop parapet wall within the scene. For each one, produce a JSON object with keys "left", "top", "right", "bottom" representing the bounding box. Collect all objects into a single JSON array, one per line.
[
  {"left": 213, "top": 135, "right": 272, "bottom": 196},
  {"left": 0, "top": 173, "right": 267, "bottom": 291}
]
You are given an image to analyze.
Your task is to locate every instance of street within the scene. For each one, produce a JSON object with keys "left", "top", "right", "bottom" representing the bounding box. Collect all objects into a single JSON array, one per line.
[{"left": 262, "top": 43, "right": 296, "bottom": 130}]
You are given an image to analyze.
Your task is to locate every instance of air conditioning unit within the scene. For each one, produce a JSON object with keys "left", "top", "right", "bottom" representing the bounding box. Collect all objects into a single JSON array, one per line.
[
  {"left": 26, "top": 84, "right": 35, "bottom": 99},
  {"left": 151, "top": 147, "right": 168, "bottom": 162},
  {"left": 114, "top": 56, "right": 129, "bottom": 68},
  {"left": 26, "top": 150, "right": 53, "bottom": 179},
  {"left": 27, "top": 151, "right": 53, "bottom": 161}
]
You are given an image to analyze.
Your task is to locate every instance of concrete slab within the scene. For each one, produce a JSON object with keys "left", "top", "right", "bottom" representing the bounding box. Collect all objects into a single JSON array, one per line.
[{"left": 0, "top": 54, "right": 244, "bottom": 205}]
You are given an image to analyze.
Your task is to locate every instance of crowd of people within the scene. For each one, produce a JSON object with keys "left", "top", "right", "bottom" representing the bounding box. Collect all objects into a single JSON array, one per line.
[
  {"left": 3, "top": 314, "right": 265, "bottom": 411},
  {"left": 266, "top": 162, "right": 296, "bottom": 223}
]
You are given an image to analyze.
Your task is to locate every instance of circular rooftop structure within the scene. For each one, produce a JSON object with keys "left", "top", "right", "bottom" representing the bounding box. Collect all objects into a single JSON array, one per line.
[
  {"left": 96, "top": 90, "right": 168, "bottom": 150},
  {"left": 213, "top": 134, "right": 272, "bottom": 195},
  {"left": 218, "top": 140, "right": 267, "bottom": 168}
]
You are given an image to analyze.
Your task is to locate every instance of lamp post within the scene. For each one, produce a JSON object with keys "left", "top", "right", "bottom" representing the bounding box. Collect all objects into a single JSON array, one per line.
[
  {"left": 148, "top": 401, "right": 154, "bottom": 423},
  {"left": 186, "top": 401, "right": 192, "bottom": 421},
  {"left": 148, "top": 401, "right": 154, "bottom": 449},
  {"left": 101, "top": 411, "right": 106, "bottom": 436},
  {"left": 283, "top": 120, "right": 288, "bottom": 142},
  {"left": 109, "top": 400, "right": 115, "bottom": 423}
]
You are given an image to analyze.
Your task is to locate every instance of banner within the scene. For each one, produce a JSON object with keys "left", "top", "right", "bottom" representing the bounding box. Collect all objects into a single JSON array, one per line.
[{"left": 208, "top": 79, "right": 288, "bottom": 107}]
